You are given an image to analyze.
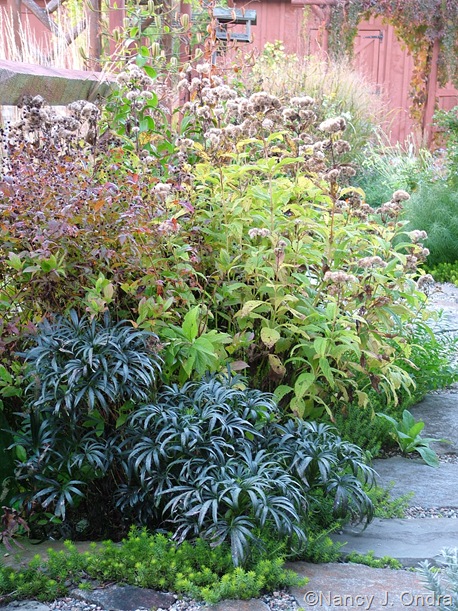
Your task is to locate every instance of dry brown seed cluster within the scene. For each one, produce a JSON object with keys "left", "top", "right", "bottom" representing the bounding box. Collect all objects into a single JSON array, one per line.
[
  {"left": 357, "top": 256, "right": 387, "bottom": 269},
  {"left": 324, "top": 271, "right": 357, "bottom": 284},
  {"left": 416, "top": 273, "right": 435, "bottom": 292},
  {"left": 408, "top": 229, "right": 428, "bottom": 243},
  {"left": 7, "top": 96, "right": 100, "bottom": 150},
  {"left": 248, "top": 228, "right": 271, "bottom": 239},
  {"left": 318, "top": 116, "right": 347, "bottom": 134}
]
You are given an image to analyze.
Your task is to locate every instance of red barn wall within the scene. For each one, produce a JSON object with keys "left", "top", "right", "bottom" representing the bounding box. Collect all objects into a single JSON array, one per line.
[{"left": 232, "top": 0, "right": 458, "bottom": 144}]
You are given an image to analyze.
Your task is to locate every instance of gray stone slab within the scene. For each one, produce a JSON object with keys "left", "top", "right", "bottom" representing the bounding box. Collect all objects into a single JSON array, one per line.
[
  {"left": 411, "top": 393, "right": 458, "bottom": 454},
  {"left": 331, "top": 518, "right": 458, "bottom": 566},
  {"left": 372, "top": 456, "right": 458, "bottom": 507},
  {"left": 288, "top": 562, "right": 441, "bottom": 611},
  {"left": 71, "top": 583, "right": 176, "bottom": 610}
]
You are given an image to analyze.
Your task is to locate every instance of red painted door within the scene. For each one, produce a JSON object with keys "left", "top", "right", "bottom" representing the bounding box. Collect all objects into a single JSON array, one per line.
[{"left": 353, "top": 28, "right": 384, "bottom": 90}]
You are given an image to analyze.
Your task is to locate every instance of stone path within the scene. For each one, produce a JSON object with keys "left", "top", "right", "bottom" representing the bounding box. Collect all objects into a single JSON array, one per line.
[
  {"left": 289, "top": 563, "right": 441, "bottom": 611},
  {"left": 330, "top": 283, "right": 458, "bottom": 567},
  {"left": 2, "top": 282, "right": 458, "bottom": 611},
  {"left": 331, "top": 390, "right": 458, "bottom": 567}
]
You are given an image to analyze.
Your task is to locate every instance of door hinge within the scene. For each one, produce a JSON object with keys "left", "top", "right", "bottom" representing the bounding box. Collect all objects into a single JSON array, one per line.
[{"left": 364, "top": 32, "right": 383, "bottom": 41}]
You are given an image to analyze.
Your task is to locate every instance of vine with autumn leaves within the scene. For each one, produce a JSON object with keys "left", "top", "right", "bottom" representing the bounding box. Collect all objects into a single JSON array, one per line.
[{"left": 326, "top": 0, "right": 458, "bottom": 126}]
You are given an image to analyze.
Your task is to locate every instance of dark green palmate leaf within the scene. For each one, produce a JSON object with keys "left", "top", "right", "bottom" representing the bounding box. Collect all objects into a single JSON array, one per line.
[
  {"left": 21, "top": 310, "right": 162, "bottom": 416},
  {"left": 118, "top": 373, "right": 374, "bottom": 565}
]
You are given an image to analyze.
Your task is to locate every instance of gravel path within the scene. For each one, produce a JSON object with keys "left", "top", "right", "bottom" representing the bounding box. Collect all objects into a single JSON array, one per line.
[{"left": 47, "top": 590, "right": 301, "bottom": 611}]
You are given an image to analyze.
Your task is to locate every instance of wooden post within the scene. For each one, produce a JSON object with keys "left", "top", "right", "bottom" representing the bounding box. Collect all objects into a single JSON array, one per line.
[
  {"left": 162, "top": 0, "right": 174, "bottom": 62},
  {"left": 22, "top": 0, "right": 59, "bottom": 34},
  {"left": 86, "top": 0, "right": 102, "bottom": 71},
  {"left": 179, "top": 0, "right": 191, "bottom": 65},
  {"left": 6, "top": 0, "right": 23, "bottom": 58},
  {"left": 422, "top": 38, "right": 440, "bottom": 146},
  {"left": 108, "top": 0, "right": 125, "bottom": 59}
]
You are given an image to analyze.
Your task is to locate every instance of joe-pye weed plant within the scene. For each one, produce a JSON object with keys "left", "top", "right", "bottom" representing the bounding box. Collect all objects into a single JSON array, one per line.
[{"left": 171, "top": 65, "right": 433, "bottom": 419}]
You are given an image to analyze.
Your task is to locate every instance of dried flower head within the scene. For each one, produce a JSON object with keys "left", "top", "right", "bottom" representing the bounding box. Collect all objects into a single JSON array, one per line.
[
  {"left": 392, "top": 190, "right": 410, "bottom": 202},
  {"left": 196, "top": 63, "right": 211, "bottom": 75},
  {"left": 262, "top": 118, "right": 275, "bottom": 131},
  {"left": 339, "top": 165, "right": 357, "bottom": 177},
  {"left": 419, "top": 247, "right": 430, "bottom": 261},
  {"left": 333, "top": 140, "right": 352, "bottom": 155},
  {"left": 323, "top": 271, "right": 357, "bottom": 284},
  {"left": 326, "top": 169, "right": 341, "bottom": 182},
  {"left": 379, "top": 201, "right": 403, "bottom": 218},
  {"left": 290, "top": 96, "right": 314, "bottom": 108},
  {"left": 248, "top": 228, "right": 271, "bottom": 239},
  {"left": 409, "top": 230, "right": 428, "bottom": 243},
  {"left": 178, "top": 78, "right": 190, "bottom": 91},
  {"left": 416, "top": 274, "right": 435, "bottom": 293},
  {"left": 357, "top": 256, "right": 387, "bottom": 269},
  {"left": 318, "top": 116, "right": 347, "bottom": 134},
  {"left": 153, "top": 183, "right": 172, "bottom": 201},
  {"left": 282, "top": 108, "right": 300, "bottom": 122},
  {"left": 405, "top": 254, "right": 418, "bottom": 271}
]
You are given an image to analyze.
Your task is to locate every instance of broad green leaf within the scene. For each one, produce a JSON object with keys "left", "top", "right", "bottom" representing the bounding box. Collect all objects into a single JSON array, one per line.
[
  {"left": 182, "top": 351, "right": 197, "bottom": 377},
  {"left": 8, "top": 252, "right": 22, "bottom": 271},
  {"left": 376, "top": 412, "right": 398, "bottom": 428},
  {"left": 15, "top": 445, "right": 27, "bottom": 462},
  {"left": 313, "top": 337, "right": 328, "bottom": 357},
  {"left": 319, "top": 357, "right": 334, "bottom": 387},
  {"left": 250, "top": 185, "right": 271, "bottom": 203},
  {"left": 260, "top": 327, "right": 281, "bottom": 349},
  {"left": 0, "top": 365, "right": 12, "bottom": 385},
  {"left": 416, "top": 447, "right": 439, "bottom": 468},
  {"left": 116, "top": 412, "right": 129, "bottom": 428},
  {"left": 40, "top": 260, "right": 52, "bottom": 273},
  {"left": 289, "top": 396, "right": 306, "bottom": 418},
  {"left": 193, "top": 336, "right": 219, "bottom": 357},
  {"left": 273, "top": 384, "right": 293, "bottom": 402},
  {"left": 325, "top": 302, "right": 337, "bottom": 319},
  {"left": 2, "top": 386, "right": 21, "bottom": 397},
  {"left": 236, "top": 300, "right": 267, "bottom": 318},
  {"left": 103, "top": 283, "right": 114, "bottom": 300},
  {"left": 407, "top": 422, "right": 424, "bottom": 438},
  {"left": 182, "top": 307, "right": 200, "bottom": 341},
  {"left": 402, "top": 410, "right": 417, "bottom": 431},
  {"left": 294, "top": 372, "right": 315, "bottom": 399},
  {"left": 143, "top": 65, "right": 157, "bottom": 79}
]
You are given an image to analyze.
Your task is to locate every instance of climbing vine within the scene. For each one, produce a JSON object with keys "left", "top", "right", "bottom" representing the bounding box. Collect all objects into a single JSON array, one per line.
[{"left": 325, "top": 0, "right": 458, "bottom": 125}]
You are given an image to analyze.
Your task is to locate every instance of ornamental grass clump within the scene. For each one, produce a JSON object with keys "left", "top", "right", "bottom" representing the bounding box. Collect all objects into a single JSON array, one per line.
[{"left": 241, "top": 42, "right": 386, "bottom": 158}]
